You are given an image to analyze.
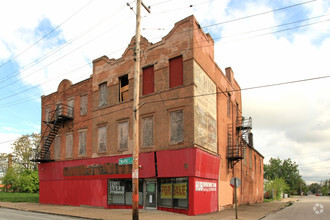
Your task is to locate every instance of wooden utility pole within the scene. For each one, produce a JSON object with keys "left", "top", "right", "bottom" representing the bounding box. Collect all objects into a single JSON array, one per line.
[
  {"left": 132, "top": 0, "right": 141, "bottom": 219},
  {"left": 132, "top": 0, "right": 150, "bottom": 219}
]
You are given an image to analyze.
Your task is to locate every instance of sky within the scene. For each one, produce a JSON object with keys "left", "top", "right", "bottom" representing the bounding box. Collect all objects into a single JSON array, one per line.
[{"left": 0, "top": 0, "right": 329, "bottom": 184}]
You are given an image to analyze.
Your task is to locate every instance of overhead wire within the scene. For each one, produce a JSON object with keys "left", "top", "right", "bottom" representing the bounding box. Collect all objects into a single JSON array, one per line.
[
  {"left": 0, "top": 3, "right": 128, "bottom": 85},
  {"left": 0, "top": 0, "right": 95, "bottom": 71},
  {"left": 0, "top": 0, "right": 321, "bottom": 99}
]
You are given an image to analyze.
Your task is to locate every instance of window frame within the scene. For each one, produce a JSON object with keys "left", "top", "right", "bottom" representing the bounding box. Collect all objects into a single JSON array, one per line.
[
  {"left": 98, "top": 125, "right": 107, "bottom": 153},
  {"left": 98, "top": 82, "right": 108, "bottom": 108},
  {"left": 169, "top": 109, "right": 184, "bottom": 145},
  {"left": 78, "top": 129, "right": 87, "bottom": 156},
  {"left": 141, "top": 115, "right": 154, "bottom": 148},
  {"left": 169, "top": 55, "right": 183, "bottom": 88},
  {"left": 118, "top": 120, "right": 129, "bottom": 151}
]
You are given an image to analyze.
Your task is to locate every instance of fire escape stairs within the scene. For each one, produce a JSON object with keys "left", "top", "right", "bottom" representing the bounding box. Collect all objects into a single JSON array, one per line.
[
  {"left": 227, "top": 117, "right": 252, "bottom": 169},
  {"left": 32, "top": 105, "right": 73, "bottom": 162}
]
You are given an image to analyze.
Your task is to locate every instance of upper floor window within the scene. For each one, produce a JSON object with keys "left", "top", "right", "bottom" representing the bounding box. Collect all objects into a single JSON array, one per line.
[
  {"left": 169, "top": 56, "right": 183, "bottom": 88},
  {"left": 54, "top": 135, "right": 61, "bottom": 160},
  {"left": 142, "top": 116, "right": 154, "bottom": 147},
  {"left": 98, "top": 126, "right": 107, "bottom": 153},
  {"left": 143, "top": 66, "right": 154, "bottom": 95},
  {"left": 45, "top": 107, "right": 51, "bottom": 122},
  {"left": 67, "top": 99, "right": 74, "bottom": 118},
  {"left": 227, "top": 93, "right": 231, "bottom": 117},
  {"left": 80, "top": 94, "right": 88, "bottom": 115},
  {"left": 78, "top": 130, "right": 87, "bottom": 156},
  {"left": 170, "top": 109, "right": 183, "bottom": 144},
  {"left": 119, "top": 75, "right": 129, "bottom": 102},
  {"left": 118, "top": 121, "right": 129, "bottom": 151},
  {"left": 99, "top": 82, "right": 108, "bottom": 108},
  {"left": 65, "top": 132, "right": 73, "bottom": 158},
  {"left": 249, "top": 149, "right": 252, "bottom": 168}
]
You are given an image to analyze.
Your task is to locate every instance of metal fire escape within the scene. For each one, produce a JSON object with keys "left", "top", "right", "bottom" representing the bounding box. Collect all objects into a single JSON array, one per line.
[
  {"left": 227, "top": 116, "right": 252, "bottom": 168},
  {"left": 33, "top": 104, "right": 73, "bottom": 162}
]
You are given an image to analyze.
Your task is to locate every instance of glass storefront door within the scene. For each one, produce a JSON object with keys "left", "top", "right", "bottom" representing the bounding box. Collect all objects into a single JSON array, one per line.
[{"left": 145, "top": 181, "right": 157, "bottom": 208}]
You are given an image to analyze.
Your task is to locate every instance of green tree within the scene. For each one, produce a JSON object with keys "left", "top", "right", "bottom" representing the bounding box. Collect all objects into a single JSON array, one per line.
[
  {"left": 320, "top": 179, "right": 329, "bottom": 196},
  {"left": 11, "top": 133, "right": 40, "bottom": 171},
  {"left": 309, "top": 183, "right": 321, "bottom": 194},
  {"left": 2, "top": 167, "right": 19, "bottom": 192},
  {"left": 265, "top": 178, "right": 289, "bottom": 200},
  {"left": 264, "top": 157, "right": 303, "bottom": 195}
]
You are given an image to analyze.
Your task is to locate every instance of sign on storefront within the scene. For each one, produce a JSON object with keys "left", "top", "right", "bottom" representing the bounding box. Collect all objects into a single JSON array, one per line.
[
  {"left": 119, "top": 157, "right": 133, "bottom": 165},
  {"left": 109, "top": 181, "right": 124, "bottom": 194},
  {"left": 173, "top": 183, "right": 187, "bottom": 199},
  {"left": 160, "top": 183, "right": 187, "bottom": 199},
  {"left": 195, "top": 181, "right": 217, "bottom": 192},
  {"left": 161, "top": 183, "right": 172, "bottom": 198}
]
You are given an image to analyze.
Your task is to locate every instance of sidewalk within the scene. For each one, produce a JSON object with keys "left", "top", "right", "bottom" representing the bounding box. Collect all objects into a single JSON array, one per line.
[{"left": 0, "top": 197, "right": 299, "bottom": 220}]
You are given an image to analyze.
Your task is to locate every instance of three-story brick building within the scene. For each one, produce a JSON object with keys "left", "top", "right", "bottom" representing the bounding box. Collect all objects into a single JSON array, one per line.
[{"left": 37, "top": 15, "right": 264, "bottom": 215}]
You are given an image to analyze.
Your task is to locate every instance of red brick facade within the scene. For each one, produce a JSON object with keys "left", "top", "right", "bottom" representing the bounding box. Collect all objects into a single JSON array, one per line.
[{"left": 39, "top": 15, "right": 263, "bottom": 215}]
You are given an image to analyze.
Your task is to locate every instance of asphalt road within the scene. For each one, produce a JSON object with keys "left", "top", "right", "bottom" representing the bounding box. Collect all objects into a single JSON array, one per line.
[
  {"left": 0, "top": 208, "right": 87, "bottom": 220},
  {"left": 263, "top": 195, "right": 330, "bottom": 220}
]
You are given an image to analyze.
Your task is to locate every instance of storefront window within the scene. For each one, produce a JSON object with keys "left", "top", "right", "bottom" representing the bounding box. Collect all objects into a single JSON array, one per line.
[
  {"left": 158, "top": 177, "right": 188, "bottom": 209},
  {"left": 108, "top": 179, "right": 143, "bottom": 206}
]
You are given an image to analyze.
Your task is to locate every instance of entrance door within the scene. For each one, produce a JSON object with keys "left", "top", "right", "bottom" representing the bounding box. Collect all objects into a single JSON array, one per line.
[{"left": 145, "top": 181, "right": 157, "bottom": 208}]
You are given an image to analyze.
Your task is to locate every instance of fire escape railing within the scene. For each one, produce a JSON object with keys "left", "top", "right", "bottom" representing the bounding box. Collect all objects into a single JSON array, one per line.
[
  {"left": 227, "top": 116, "right": 252, "bottom": 168},
  {"left": 32, "top": 104, "right": 74, "bottom": 162}
]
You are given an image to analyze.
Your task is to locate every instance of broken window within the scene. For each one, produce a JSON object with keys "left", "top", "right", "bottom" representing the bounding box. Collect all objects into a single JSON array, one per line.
[
  {"left": 169, "top": 56, "right": 183, "bottom": 88},
  {"left": 65, "top": 132, "right": 73, "bottom": 158},
  {"left": 54, "top": 135, "right": 61, "bottom": 160},
  {"left": 119, "top": 74, "right": 129, "bottom": 102},
  {"left": 79, "top": 130, "right": 87, "bottom": 156},
  {"left": 67, "top": 99, "right": 74, "bottom": 118},
  {"left": 170, "top": 110, "right": 183, "bottom": 144},
  {"left": 143, "top": 66, "right": 154, "bottom": 95},
  {"left": 80, "top": 94, "right": 87, "bottom": 115},
  {"left": 227, "top": 93, "right": 231, "bottom": 117},
  {"left": 99, "top": 82, "right": 108, "bottom": 107},
  {"left": 142, "top": 116, "right": 153, "bottom": 147},
  {"left": 118, "top": 121, "right": 128, "bottom": 151},
  {"left": 98, "top": 126, "right": 107, "bottom": 153}
]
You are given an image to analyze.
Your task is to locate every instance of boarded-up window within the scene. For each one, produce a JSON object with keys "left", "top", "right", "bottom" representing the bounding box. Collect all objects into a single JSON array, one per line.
[
  {"left": 45, "top": 108, "right": 51, "bottom": 122},
  {"left": 54, "top": 135, "right": 61, "bottom": 160},
  {"left": 143, "top": 66, "right": 154, "bottom": 95},
  {"left": 80, "top": 94, "right": 87, "bottom": 115},
  {"left": 79, "top": 130, "right": 87, "bottom": 156},
  {"left": 98, "top": 126, "right": 107, "bottom": 153},
  {"left": 65, "top": 133, "right": 73, "bottom": 158},
  {"left": 67, "top": 99, "right": 74, "bottom": 118},
  {"left": 169, "top": 56, "right": 183, "bottom": 88},
  {"left": 118, "top": 121, "right": 128, "bottom": 151},
  {"left": 142, "top": 116, "right": 153, "bottom": 147},
  {"left": 56, "top": 102, "right": 62, "bottom": 116},
  {"left": 99, "top": 82, "right": 108, "bottom": 107},
  {"left": 170, "top": 110, "right": 183, "bottom": 144}
]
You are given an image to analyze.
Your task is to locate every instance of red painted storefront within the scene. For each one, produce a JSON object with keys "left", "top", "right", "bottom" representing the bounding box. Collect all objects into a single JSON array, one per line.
[{"left": 39, "top": 147, "right": 220, "bottom": 215}]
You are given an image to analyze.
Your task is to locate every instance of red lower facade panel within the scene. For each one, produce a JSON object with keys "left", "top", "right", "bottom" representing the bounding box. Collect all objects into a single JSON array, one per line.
[{"left": 39, "top": 148, "right": 220, "bottom": 215}]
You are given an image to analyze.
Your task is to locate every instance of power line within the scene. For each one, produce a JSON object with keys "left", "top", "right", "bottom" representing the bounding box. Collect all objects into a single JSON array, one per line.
[
  {"left": 0, "top": 3, "right": 128, "bottom": 85},
  {"left": 0, "top": 0, "right": 94, "bottom": 71},
  {"left": 0, "top": 10, "right": 133, "bottom": 92},
  {"left": 204, "top": 0, "right": 317, "bottom": 28},
  {"left": 299, "top": 158, "right": 330, "bottom": 166}
]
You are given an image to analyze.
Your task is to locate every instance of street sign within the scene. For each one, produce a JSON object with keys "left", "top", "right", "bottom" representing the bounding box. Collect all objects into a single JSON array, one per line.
[
  {"left": 119, "top": 157, "right": 133, "bottom": 165},
  {"left": 230, "top": 177, "right": 241, "bottom": 188}
]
